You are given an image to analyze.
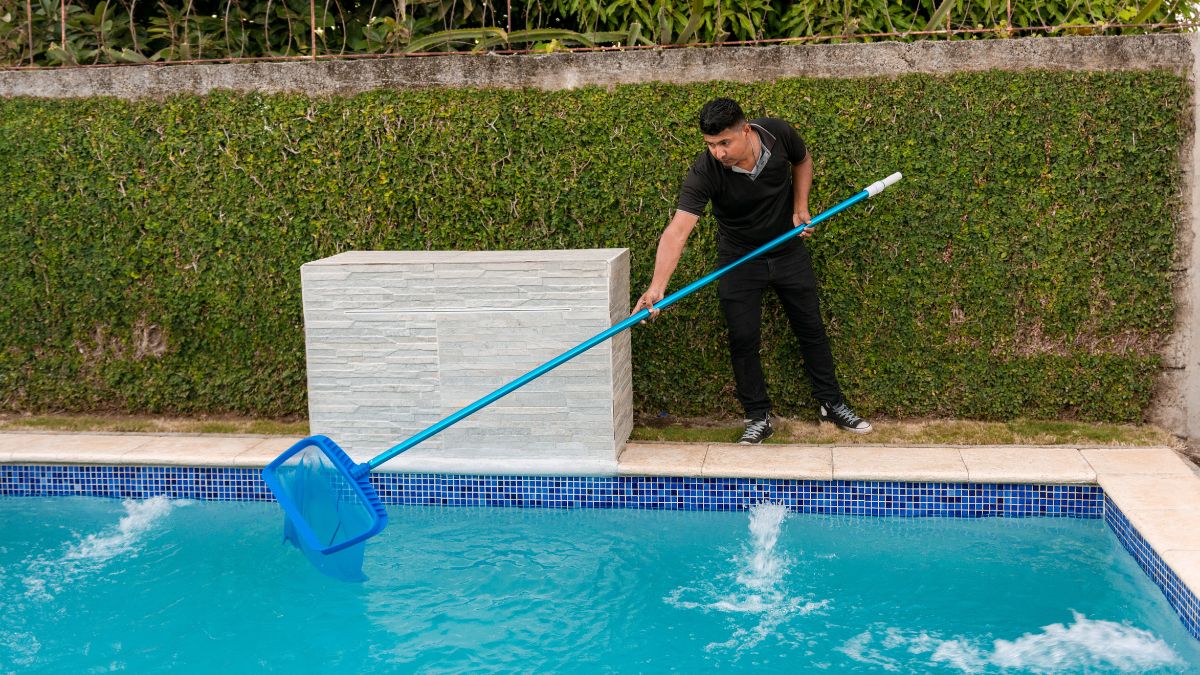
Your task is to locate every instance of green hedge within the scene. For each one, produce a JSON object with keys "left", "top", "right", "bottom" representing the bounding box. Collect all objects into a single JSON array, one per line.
[{"left": 0, "top": 70, "right": 1187, "bottom": 422}]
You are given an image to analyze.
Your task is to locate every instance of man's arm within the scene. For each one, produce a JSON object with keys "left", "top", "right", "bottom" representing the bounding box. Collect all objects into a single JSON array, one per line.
[
  {"left": 793, "top": 152, "right": 813, "bottom": 233},
  {"left": 632, "top": 209, "right": 700, "bottom": 320}
]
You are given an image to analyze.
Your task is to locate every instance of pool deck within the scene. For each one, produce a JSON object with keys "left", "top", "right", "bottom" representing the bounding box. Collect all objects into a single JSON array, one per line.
[{"left": 3, "top": 431, "right": 1200, "bottom": 604}]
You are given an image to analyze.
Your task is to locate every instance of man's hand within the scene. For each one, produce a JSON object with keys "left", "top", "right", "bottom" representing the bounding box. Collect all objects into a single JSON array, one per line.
[
  {"left": 794, "top": 209, "right": 813, "bottom": 238},
  {"left": 633, "top": 288, "right": 666, "bottom": 323},
  {"left": 636, "top": 210, "right": 697, "bottom": 324}
]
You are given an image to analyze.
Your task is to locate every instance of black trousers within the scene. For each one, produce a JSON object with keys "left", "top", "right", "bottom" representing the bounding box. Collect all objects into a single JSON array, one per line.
[{"left": 716, "top": 242, "right": 843, "bottom": 418}]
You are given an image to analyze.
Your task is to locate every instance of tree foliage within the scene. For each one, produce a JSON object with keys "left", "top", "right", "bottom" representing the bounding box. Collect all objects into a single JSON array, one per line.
[{"left": 1, "top": 0, "right": 1196, "bottom": 66}]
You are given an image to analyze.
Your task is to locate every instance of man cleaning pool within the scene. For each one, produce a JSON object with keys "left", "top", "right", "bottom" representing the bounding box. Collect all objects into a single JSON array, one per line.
[{"left": 633, "top": 97, "right": 872, "bottom": 444}]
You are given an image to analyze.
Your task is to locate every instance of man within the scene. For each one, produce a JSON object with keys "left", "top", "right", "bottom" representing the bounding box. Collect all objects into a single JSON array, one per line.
[{"left": 633, "top": 98, "right": 871, "bottom": 444}]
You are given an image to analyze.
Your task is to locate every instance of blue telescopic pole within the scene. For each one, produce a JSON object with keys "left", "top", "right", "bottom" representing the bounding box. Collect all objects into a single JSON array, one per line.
[{"left": 363, "top": 172, "right": 902, "bottom": 472}]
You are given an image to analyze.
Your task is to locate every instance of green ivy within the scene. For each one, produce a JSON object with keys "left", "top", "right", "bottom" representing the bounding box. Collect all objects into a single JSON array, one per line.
[{"left": 0, "top": 70, "right": 1187, "bottom": 422}]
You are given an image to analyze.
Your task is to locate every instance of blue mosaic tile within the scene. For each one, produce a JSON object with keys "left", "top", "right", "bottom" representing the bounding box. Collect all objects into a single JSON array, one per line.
[
  {"left": 0, "top": 464, "right": 1104, "bottom": 517},
  {"left": 0, "top": 465, "right": 274, "bottom": 501},
  {"left": 1106, "top": 496, "right": 1200, "bottom": 640}
]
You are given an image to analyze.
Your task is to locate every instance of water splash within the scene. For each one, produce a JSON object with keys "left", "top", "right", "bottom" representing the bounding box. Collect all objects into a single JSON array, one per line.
[
  {"left": 737, "top": 502, "right": 788, "bottom": 594},
  {"left": 990, "top": 611, "right": 1182, "bottom": 673},
  {"left": 21, "top": 496, "right": 179, "bottom": 601},
  {"left": 665, "top": 502, "right": 828, "bottom": 654},
  {"left": 65, "top": 496, "right": 175, "bottom": 563},
  {"left": 839, "top": 612, "right": 1184, "bottom": 673},
  {"left": 838, "top": 631, "right": 901, "bottom": 671}
]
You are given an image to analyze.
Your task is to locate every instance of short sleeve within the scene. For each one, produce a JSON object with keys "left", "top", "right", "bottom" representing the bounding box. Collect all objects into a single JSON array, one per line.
[
  {"left": 675, "top": 162, "right": 711, "bottom": 217},
  {"left": 776, "top": 121, "right": 807, "bottom": 165}
]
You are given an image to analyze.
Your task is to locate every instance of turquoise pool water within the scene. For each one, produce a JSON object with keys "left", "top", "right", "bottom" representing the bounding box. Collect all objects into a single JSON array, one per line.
[{"left": 2, "top": 496, "right": 1198, "bottom": 673}]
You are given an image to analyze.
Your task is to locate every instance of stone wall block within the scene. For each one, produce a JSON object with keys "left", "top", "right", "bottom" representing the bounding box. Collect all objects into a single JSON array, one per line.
[{"left": 301, "top": 249, "right": 632, "bottom": 473}]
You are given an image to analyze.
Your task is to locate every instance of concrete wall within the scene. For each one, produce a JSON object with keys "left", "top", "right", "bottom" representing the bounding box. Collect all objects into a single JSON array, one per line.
[
  {"left": 1177, "top": 38, "right": 1200, "bottom": 442},
  {"left": 301, "top": 249, "right": 631, "bottom": 475},
  {"left": 0, "top": 35, "right": 1192, "bottom": 97},
  {"left": 2, "top": 34, "right": 1196, "bottom": 437}
]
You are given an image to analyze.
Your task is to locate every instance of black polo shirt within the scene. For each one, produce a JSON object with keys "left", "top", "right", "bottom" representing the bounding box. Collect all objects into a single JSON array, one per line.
[{"left": 675, "top": 118, "right": 807, "bottom": 255}]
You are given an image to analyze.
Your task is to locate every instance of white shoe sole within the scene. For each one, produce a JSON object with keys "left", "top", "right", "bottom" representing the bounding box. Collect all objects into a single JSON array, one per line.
[
  {"left": 821, "top": 419, "right": 873, "bottom": 434},
  {"left": 738, "top": 433, "right": 774, "bottom": 445}
]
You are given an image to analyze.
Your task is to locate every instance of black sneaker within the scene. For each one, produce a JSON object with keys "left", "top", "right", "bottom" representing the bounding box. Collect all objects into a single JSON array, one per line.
[
  {"left": 739, "top": 415, "right": 774, "bottom": 444},
  {"left": 819, "top": 400, "right": 873, "bottom": 433}
]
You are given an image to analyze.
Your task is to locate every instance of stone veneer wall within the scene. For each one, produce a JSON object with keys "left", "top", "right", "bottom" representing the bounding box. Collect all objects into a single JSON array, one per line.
[{"left": 300, "top": 249, "right": 631, "bottom": 474}]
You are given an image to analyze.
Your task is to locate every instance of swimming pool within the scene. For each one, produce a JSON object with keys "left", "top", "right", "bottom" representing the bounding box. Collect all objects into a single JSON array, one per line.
[{"left": 3, "top": 492, "right": 1200, "bottom": 672}]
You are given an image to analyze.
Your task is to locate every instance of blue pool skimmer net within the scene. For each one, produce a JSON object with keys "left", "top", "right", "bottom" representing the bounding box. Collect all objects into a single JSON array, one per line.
[{"left": 262, "top": 172, "right": 903, "bottom": 581}]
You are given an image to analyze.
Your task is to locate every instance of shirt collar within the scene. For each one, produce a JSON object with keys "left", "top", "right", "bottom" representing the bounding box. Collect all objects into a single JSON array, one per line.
[{"left": 730, "top": 130, "right": 771, "bottom": 180}]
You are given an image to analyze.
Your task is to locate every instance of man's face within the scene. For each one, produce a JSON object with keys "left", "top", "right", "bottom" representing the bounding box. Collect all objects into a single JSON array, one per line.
[{"left": 703, "top": 123, "right": 753, "bottom": 167}]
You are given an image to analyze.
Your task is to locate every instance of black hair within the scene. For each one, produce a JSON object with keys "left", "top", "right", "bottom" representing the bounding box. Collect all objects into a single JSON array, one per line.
[{"left": 698, "top": 98, "right": 747, "bottom": 135}]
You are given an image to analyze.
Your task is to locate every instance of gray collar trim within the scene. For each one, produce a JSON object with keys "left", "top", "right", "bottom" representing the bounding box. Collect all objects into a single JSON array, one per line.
[{"left": 731, "top": 125, "right": 772, "bottom": 180}]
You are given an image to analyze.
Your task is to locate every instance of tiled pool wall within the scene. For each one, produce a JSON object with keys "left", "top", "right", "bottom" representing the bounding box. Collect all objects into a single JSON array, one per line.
[
  {"left": 0, "top": 465, "right": 1102, "bottom": 516},
  {"left": 2, "top": 464, "right": 1195, "bottom": 638},
  {"left": 1106, "top": 496, "right": 1200, "bottom": 639}
]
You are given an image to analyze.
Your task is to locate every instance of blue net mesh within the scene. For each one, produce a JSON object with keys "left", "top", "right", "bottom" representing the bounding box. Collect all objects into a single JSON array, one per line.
[{"left": 273, "top": 445, "right": 377, "bottom": 582}]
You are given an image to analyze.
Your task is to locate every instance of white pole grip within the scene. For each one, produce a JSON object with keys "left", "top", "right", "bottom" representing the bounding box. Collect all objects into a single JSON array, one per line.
[{"left": 865, "top": 172, "right": 903, "bottom": 197}]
